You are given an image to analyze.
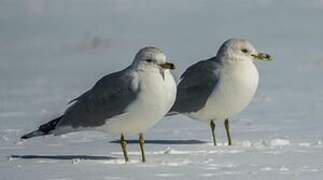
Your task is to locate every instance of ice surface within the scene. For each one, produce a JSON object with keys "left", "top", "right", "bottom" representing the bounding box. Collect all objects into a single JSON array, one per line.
[{"left": 1, "top": 0, "right": 323, "bottom": 180}]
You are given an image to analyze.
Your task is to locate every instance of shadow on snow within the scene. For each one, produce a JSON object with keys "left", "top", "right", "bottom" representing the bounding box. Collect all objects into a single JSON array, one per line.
[
  {"left": 10, "top": 154, "right": 116, "bottom": 160},
  {"left": 110, "top": 139, "right": 207, "bottom": 144}
]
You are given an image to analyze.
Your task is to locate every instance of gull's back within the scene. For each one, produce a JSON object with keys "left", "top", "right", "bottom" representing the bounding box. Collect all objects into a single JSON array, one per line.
[
  {"left": 55, "top": 67, "right": 138, "bottom": 134},
  {"left": 169, "top": 57, "right": 221, "bottom": 114}
]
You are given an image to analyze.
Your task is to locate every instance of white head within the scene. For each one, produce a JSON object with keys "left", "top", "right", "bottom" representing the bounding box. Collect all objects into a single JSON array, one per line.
[
  {"left": 132, "top": 47, "right": 175, "bottom": 71},
  {"left": 216, "top": 39, "right": 271, "bottom": 63}
]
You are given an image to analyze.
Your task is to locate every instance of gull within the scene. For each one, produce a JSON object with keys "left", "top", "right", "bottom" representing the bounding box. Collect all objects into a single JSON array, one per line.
[
  {"left": 21, "top": 47, "right": 177, "bottom": 162},
  {"left": 169, "top": 39, "right": 271, "bottom": 146}
]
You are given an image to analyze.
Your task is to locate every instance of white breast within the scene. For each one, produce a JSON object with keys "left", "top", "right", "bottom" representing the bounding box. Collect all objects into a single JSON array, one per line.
[
  {"left": 189, "top": 61, "right": 259, "bottom": 122},
  {"left": 99, "top": 70, "right": 177, "bottom": 134}
]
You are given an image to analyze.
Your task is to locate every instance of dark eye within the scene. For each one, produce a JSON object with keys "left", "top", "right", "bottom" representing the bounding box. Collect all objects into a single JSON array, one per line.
[
  {"left": 146, "top": 59, "right": 153, "bottom": 63},
  {"left": 241, "top": 49, "right": 249, "bottom": 53}
]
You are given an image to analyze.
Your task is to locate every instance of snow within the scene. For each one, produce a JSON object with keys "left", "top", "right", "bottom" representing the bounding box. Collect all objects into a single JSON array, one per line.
[
  {"left": 270, "top": 139, "right": 290, "bottom": 147},
  {"left": 1, "top": 0, "right": 323, "bottom": 180}
]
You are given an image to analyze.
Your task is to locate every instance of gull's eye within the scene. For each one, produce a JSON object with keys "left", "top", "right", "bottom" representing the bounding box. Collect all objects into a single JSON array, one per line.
[
  {"left": 241, "top": 49, "right": 249, "bottom": 53},
  {"left": 145, "top": 59, "right": 153, "bottom": 63}
]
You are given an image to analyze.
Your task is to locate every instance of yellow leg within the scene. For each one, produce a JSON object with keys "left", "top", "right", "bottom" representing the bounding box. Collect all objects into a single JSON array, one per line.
[
  {"left": 224, "top": 119, "right": 232, "bottom": 146},
  {"left": 210, "top": 120, "right": 216, "bottom": 146},
  {"left": 139, "top": 133, "right": 146, "bottom": 162},
  {"left": 120, "top": 134, "right": 129, "bottom": 162}
]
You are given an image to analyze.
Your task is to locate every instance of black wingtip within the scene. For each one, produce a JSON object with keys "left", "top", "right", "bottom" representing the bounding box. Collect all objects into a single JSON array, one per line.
[
  {"left": 21, "top": 135, "right": 28, "bottom": 140},
  {"left": 21, "top": 115, "right": 63, "bottom": 140},
  {"left": 20, "top": 130, "right": 45, "bottom": 140}
]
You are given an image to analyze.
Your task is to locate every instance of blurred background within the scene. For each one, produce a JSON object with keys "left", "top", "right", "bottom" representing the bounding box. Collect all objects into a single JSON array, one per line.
[{"left": 1, "top": 0, "right": 323, "bottom": 137}]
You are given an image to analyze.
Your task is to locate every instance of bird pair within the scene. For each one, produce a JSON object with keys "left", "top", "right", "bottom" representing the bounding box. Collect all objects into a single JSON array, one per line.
[{"left": 21, "top": 38, "right": 271, "bottom": 163}]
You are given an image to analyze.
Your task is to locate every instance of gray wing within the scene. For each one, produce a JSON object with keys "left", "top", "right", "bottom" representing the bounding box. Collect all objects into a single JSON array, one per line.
[
  {"left": 56, "top": 68, "right": 139, "bottom": 130},
  {"left": 170, "top": 57, "right": 221, "bottom": 113}
]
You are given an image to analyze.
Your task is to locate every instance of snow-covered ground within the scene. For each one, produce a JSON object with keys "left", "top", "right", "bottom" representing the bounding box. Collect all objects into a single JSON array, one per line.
[{"left": 1, "top": 0, "right": 323, "bottom": 179}]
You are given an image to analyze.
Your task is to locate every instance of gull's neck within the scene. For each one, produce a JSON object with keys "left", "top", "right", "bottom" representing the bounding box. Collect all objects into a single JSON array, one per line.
[{"left": 216, "top": 55, "right": 254, "bottom": 65}]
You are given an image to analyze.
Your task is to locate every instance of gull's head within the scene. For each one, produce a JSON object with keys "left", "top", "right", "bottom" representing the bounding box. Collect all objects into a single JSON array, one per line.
[
  {"left": 132, "top": 47, "right": 175, "bottom": 71},
  {"left": 216, "top": 39, "right": 271, "bottom": 63}
]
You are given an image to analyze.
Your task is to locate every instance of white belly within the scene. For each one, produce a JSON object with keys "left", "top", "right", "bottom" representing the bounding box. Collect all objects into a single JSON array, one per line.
[
  {"left": 99, "top": 70, "right": 177, "bottom": 134},
  {"left": 189, "top": 61, "right": 259, "bottom": 122}
]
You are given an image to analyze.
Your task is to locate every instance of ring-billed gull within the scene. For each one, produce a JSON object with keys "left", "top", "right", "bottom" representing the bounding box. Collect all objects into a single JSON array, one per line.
[
  {"left": 21, "top": 47, "right": 177, "bottom": 162},
  {"left": 169, "top": 39, "right": 271, "bottom": 146}
]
